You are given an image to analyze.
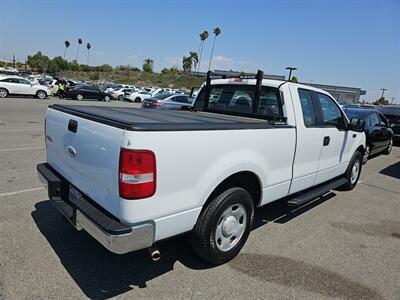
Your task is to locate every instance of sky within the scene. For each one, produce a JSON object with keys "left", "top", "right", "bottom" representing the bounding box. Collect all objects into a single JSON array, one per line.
[{"left": 1, "top": 0, "right": 399, "bottom": 102}]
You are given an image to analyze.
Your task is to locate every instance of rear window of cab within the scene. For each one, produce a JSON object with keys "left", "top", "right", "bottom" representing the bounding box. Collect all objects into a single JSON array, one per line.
[{"left": 194, "top": 84, "right": 283, "bottom": 118}]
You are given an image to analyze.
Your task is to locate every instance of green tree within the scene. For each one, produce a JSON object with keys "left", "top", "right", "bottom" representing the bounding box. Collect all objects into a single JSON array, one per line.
[
  {"left": 69, "top": 60, "right": 81, "bottom": 71},
  {"left": 63, "top": 40, "right": 70, "bottom": 59},
  {"left": 142, "top": 58, "right": 154, "bottom": 72},
  {"left": 197, "top": 31, "right": 209, "bottom": 74},
  {"left": 373, "top": 97, "right": 390, "bottom": 106},
  {"left": 208, "top": 27, "right": 221, "bottom": 71},
  {"left": 27, "top": 51, "right": 50, "bottom": 73},
  {"left": 76, "top": 38, "right": 83, "bottom": 61},
  {"left": 52, "top": 56, "right": 69, "bottom": 71},
  {"left": 291, "top": 76, "right": 299, "bottom": 83}
]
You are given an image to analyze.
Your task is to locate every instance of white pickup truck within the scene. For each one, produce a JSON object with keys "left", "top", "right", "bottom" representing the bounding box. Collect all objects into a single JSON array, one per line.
[{"left": 37, "top": 71, "right": 366, "bottom": 265}]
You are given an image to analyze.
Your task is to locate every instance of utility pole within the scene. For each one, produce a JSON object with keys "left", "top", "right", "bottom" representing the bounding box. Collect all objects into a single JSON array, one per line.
[
  {"left": 380, "top": 88, "right": 387, "bottom": 98},
  {"left": 285, "top": 66, "right": 297, "bottom": 81},
  {"left": 12, "top": 54, "right": 16, "bottom": 69}
]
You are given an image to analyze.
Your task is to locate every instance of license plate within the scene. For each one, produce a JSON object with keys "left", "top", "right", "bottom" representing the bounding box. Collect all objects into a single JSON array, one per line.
[{"left": 69, "top": 185, "right": 82, "bottom": 203}]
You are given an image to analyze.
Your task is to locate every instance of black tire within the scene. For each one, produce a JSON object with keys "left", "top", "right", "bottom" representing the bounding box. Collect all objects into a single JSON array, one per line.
[
  {"left": 341, "top": 151, "right": 363, "bottom": 191},
  {"left": 135, "top": 97, "right": 141, "bottom": 103},
  {"left": 118, "top": 94, "right": 123, "bottom": 101},
  {"left": 0, "top": 88, "right": 8, "bottom": 98},
  {"left": 189, "top": 187, "right": 254, "bottom": 265},
  {"left": 36, "top": 90, "right": 47, "bottom": 100},
  {"left": 383, "top": 139, "right": 393, "bottom": 155}
]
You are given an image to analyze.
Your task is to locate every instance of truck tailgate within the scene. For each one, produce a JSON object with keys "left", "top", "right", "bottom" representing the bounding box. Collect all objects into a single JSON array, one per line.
[{"left": 45, "top": 107, "right": 124, "bottom": 217}]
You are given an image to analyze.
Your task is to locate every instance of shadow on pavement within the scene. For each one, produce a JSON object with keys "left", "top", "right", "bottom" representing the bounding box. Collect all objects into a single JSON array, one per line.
[
  {"left": 379, "top": 161, "right": 400, "bottom": 180},
  {"left": 32, "top": 192, "right": 338, "bottom": 299}
]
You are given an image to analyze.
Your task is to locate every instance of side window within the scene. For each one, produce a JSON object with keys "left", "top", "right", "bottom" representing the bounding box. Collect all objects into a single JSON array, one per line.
[
  {"left": 317, "top": 93, "right": 344, "bottom": 128},
  {"left": 369, "top": 113, "right": 380, "bottom": 127},
  {"left": 378, "top": 113, "right": 388, "bottom": 127},
  {"left": 298, "top": 89, "right": 317, "bottom": 127},
  {"left": 174, "top": 96, "right": 187, "bottom": 103},
  {"left": 18, "top": 79, "right": 30, "bottom": 85}
]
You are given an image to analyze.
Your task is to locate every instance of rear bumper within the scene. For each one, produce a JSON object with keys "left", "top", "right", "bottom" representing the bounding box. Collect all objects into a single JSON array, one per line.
[{"left": 36, "top": 163, "right": 155, "bottom": 254}]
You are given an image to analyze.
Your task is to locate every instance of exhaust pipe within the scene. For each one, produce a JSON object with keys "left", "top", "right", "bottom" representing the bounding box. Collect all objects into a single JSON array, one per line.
[{"left": 148, "top": 245, "right": 161, "bottom": 261}]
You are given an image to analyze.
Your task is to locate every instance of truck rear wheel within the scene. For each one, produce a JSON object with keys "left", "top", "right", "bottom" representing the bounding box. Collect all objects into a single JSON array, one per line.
[
  {"left": 189, "top": 187, "right": 254, "bottom": 265},
  {"left": 341, "top": 151, "right": 363, "bottom": 191}
]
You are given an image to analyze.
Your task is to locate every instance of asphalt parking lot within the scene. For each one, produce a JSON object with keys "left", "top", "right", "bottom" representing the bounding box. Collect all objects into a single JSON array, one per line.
[{"left": 0, "top": 97, "right": 399, "bottom": 300}]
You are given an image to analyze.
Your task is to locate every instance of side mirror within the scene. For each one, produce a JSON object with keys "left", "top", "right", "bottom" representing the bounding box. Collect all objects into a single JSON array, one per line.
[{"left": 347, "top": 117, "right": 365, "bottom": 132}]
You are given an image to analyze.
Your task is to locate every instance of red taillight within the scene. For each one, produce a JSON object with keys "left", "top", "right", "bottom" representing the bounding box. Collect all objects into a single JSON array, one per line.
[
  {"left": 152, "top": 101, "right": 163, "bottom": 106},
  {"left": 119, "top": 148, "right": 156, "bottom": 199}
]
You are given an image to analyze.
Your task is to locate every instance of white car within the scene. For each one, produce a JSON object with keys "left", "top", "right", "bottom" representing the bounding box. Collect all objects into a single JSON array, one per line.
[
  {"left": 110, "top": 88, "right": 136, "bottom": 101},
  {"left": 37, "top": 72, "right": 366, "bottom": 265},
  {"left": 0, "top": 76, "right": 51, "bottom": 99},
  {"left": 125, "top": 90, "right": 153, "bottom": 102}
]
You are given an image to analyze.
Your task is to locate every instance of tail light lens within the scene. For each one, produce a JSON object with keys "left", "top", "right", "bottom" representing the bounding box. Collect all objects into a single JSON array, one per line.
[
  {"left": 152, "top": 101, "right": 163, "bottom": 106},
  {"left": 119, "top": 148, "right": 156, "bottom": 199}
]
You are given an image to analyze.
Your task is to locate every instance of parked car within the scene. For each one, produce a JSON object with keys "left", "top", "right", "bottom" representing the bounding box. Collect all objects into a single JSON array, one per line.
[
  {"left": 110, "top": 88, "right": 136, "bottom": 101},
  {"left": 0, "top": 76, "right": 51, "bottom": 99},
  {"left": 64, "top": 84, "right": 111, "bottom": 101},
  {"left": 142, "top": 93, "right": 194, "bottom": 110},
  {"left": 125, "top": 90, "right": 153, "bottom": 102},
  {"left": 37, "top": 74, "right": 365, "bottom": 265},
  {"left": 378, "top": 105, "right": 400, "bottom": 144},
  {"left": 344, "top": 107, "right": 393, "bottom": 163}
]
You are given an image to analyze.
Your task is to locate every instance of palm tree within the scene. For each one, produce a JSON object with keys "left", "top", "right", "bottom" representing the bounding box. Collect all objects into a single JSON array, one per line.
[
  {"left": 196, "top": 31, "right": 209, "bottom": 75},
  {"left": 182, "top": 56, "right": 191, "bottom": 73},
  {"left": 143, "top": 58, "right": 154, "bottom": 72},
  {"left": 189, "top": 51, "right": 198, "bottom": 72},
  {"left": 76, "top": 38, "right": 83, "bottom": 61},
  {"left": 63, "top": 40, "right": 70, "bottom": 59},
  {"left": 86, "top": 43, "right": 91, "bottom": 67},
  {"left": 208, "top": 27, "right": 221, "bottom": 71}
]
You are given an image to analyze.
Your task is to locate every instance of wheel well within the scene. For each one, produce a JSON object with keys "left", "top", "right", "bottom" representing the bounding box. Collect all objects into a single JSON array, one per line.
[
  {"left": 203, "top": 171, "right": 262, "bottom": 211},
  {"left": 356, "top": 145, "right": 365, "bottom": 155}
]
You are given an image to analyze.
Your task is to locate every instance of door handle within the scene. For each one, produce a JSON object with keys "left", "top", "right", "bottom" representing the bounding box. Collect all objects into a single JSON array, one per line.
[
  {"left": 323, "top": 136, "right": 330, "bottom": 146},
  {"left": 66, "top": 145, "right": 77, "bottom": 157}
]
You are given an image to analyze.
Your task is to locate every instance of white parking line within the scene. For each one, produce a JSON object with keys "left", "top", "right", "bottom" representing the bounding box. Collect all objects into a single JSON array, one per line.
[
  {"left": 0, "top": 187, "right": 44, "bottom": 197},
  {"left": 0, "top": 146, "right": 45, "bottom": 152}
]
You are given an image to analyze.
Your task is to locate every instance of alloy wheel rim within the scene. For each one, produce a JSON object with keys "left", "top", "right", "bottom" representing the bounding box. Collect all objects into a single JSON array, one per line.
[
  {"left": 351, "top": 160, "right": 360, "bottom": 184},
  {"left": 215, "top": 203, "right": 247, "bottom": 252},
  {"left": 0, "top": 90, "right": 6, "bottom": 97}
]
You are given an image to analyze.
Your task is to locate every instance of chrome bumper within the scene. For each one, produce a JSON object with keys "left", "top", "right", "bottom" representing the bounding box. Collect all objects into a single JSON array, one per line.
[{"left": 36, "top": 163, "right": 155, "bottom": 254}]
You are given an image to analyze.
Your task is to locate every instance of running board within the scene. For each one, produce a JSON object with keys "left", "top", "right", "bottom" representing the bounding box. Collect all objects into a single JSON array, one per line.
[{"left": 287, "top": 177, "right": 347, "bottom": 207}]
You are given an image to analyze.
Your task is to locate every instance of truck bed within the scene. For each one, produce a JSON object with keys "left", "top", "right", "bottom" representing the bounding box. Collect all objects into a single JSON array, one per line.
[{"left": 49, "top": 104, "right": 277, "bottom": 131}]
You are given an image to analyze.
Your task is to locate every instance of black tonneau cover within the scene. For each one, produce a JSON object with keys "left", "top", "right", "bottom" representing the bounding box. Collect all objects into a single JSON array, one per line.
[{"left": 49, "top": 104, "right": 282, "bottom": 131}]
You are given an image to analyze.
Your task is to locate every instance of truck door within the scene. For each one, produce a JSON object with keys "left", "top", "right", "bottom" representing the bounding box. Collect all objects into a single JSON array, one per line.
[
  {"left": 288, "top": 87, "right": 323, "bottom": 194},
  {"left": 313, "top": 92, "right": 354, "bottom": 185}
]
